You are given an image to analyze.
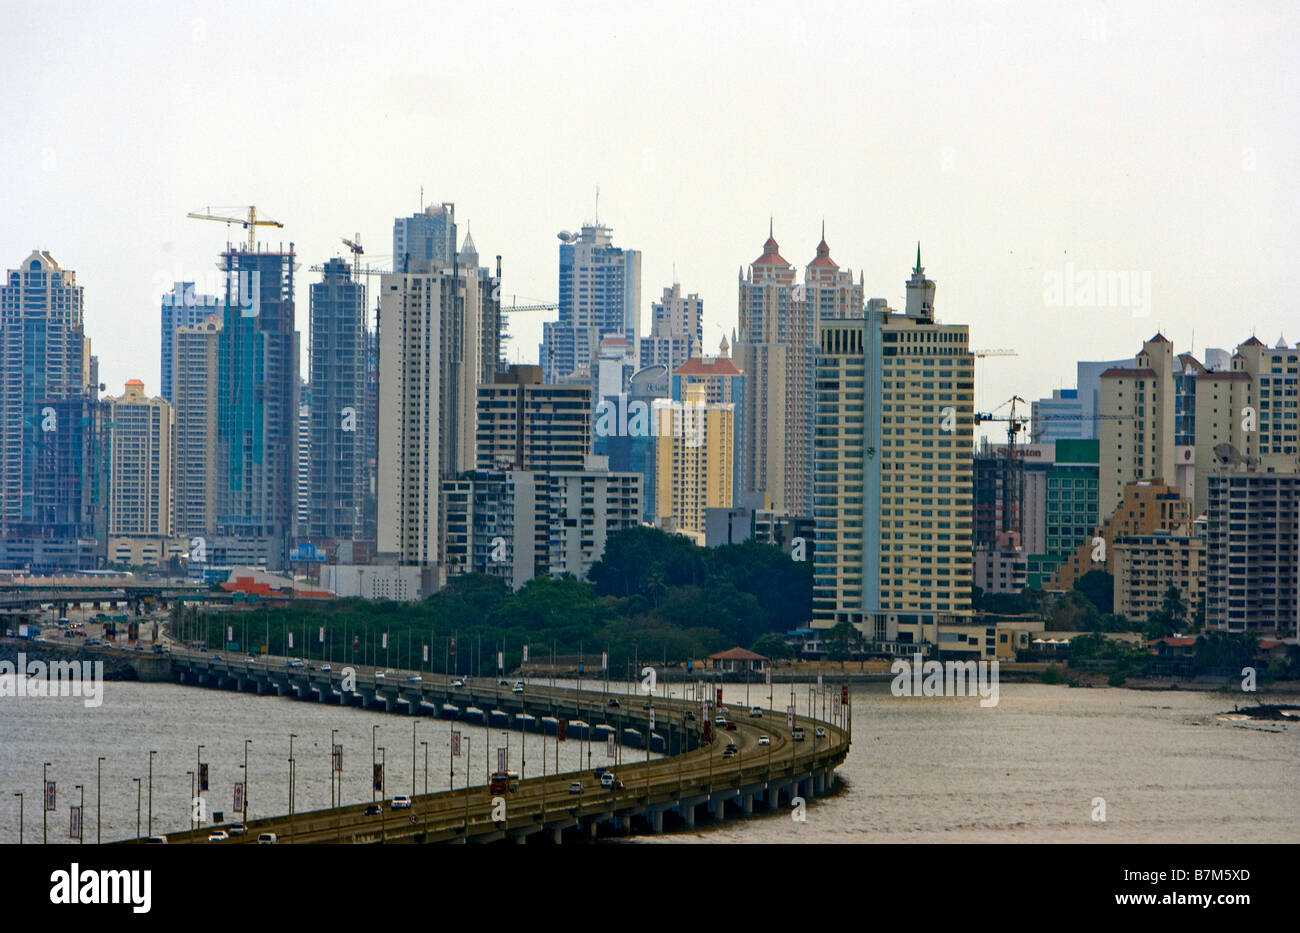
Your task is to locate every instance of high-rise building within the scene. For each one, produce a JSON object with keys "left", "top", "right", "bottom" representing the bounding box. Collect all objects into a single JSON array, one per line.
[
  {"left": 0, "top": 251, "right": 105, "bottom": 570},
  {"left": 640, "top": 283, "right": 702, "bottom": 376},
  {"left": 1047, "top": 479, "right": 1192, "bottom": 590},
  {"left": 812, "top": 253, "right": 974, "bottom": 638},
  {"left": 654, "top": 382, "right": 734, "bottom": 544},
  {"left": 308, "top": 258, "right": 367, "bottom": 545},
  {"left": 1029, "top": 358, "right": 1129, "bottom": 444},
  {"left": 172, "top": 314, "right": 222, "bottom": 538},
  {"left": 394, "top": 202, "right": 457, "bottom": 274},
  {"left": 1092, "top": 334, "right": 1297, "bottom": 521},
  {"left": 541, "top": 224, "right": 641, "bottom": 384},
  {"left": 377, "top": 223, "right": 501, "bottom": 568},
  {"left": 296, "top": 389, "right": 310, "bottom": 539},
  {"left": 1098, "top": 334, "right": 1177, "bottom": 520},
  {"left": 105, "top": 380, "right": 171, "bottom": 537},
  {"left": 671, "top": 344, "right": 745, "bottom": 501},
  {"left": 735, "top": 227, "right": 862, "bottom": 517},
  {"left": 213, "top": 246, "right": 300, "bottom": 569},
  {"left": 441, "top": 469, "right": 539, "bottom": 590},
  {"left": 160, "top": 282, "right": 220, "bottom": 402},
  {"left": 595, "top": 363, "right": 668, "bottom": 522},
  {"left": 546, "top": 455, "right": 642, "bottom": 580},
  {"left": 1205, "top": 458, "right": 1299, "bottom": 638},
  {"left": 1113, "top": 531, "right": 1205, "bottom": 624},
  {"left": 476, "top": 365, "right": 592, "bottom": 473}
]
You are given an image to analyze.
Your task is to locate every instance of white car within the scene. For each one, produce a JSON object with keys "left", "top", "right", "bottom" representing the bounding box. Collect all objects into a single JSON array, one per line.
[
  {"left": 511, "top": 683, "right": 524, "bottom": 694},
  {"left": 374, "top": 672, "right": 385, "bottom": 680},
  {"left": 815, "top": 727, "right": 827, "bottom": 739},
  {"left": 406, "top": 675, "right": 422, "bottom": 682},
  {"left": 207, "top": 830, "right": 229, "bottom": 842},
  {"left": 257, "top": 833, "right": 277, "bottom": 844},
  {"left": 758, "top": 735, "right": 771, "bottom": 746},
  {"left": 391, "top": 795, "right": 412, "bottom": 809},
  {"left": 451, "top": 679, "right": 465, "bottom": 688},
  {"left": 320, "top": 664, "right": 331, "bottom": 672}
]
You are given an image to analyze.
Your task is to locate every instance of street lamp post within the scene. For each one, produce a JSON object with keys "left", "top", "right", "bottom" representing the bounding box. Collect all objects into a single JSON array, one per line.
[
  {"left": 75, "top": 784, "right": 84, "bottom": 845},
  {"left": 132, "top": 778, "right": 141, "bottom": 839},
  {"left": 371, "top": 725, "right": 379, "bottom": 804},
  {"left": 377, "top": 746, "right": 386, "bottom": 843},
  {"left": 288, "top": 734, "right": 298, "bottom": 822},
  {"left": 147, "top": 750, "right": 156, "bottom": 836},
  {"left": 330, "top": 728, "right": 338, "bottom": 809},
  {"left": 42, "top": 762, "right": 50, "bottom": 845},
  {"left": 187, "top": 771, "right": 194, "bottom": 830},
  {"left": 13, "top": 792, "right": 22, "bottom": 845},
  {"left": 421, "top": 742, "right": 428, "bottom": 796},
  {"left": 195, "top": 744, "right": 204, "bottom": 830},
  {"left": 243, "top": 739, "right": 251, "bottom": 823},
  {"left": 96, "top": 757, "right": 104, "bottom": 845}
]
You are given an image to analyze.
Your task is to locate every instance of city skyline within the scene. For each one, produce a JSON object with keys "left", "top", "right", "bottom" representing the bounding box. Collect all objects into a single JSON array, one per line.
[{"left": 2, "top": 1, "right": 1296, "bottom": 420}]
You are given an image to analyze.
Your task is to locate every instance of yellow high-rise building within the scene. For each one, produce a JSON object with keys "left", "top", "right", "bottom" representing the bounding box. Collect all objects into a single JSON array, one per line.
[
  {"left": 813, "top": 250, "right": 975, "bottom": 641},
  {"left": 655, "top": 383, "right": 733, "bottom": 544}
]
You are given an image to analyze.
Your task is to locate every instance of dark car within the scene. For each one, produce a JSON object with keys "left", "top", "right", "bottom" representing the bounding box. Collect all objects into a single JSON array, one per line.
[
  {"left": 607, "top": 698, "right": 621, "bottom": 708},
  {"left": 364, "top": 804, "right": 382, "bottom": 816}
]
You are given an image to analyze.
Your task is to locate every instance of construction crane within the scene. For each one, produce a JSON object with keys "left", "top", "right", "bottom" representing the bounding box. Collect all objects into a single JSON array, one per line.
[
  {"left": 342, "top": 233, "right": 364, "bottom": 278},
  {"left": 975, "top": 396, "right": 1029, "bottom": 536},
  {"left": 186, "top": 206, "right": 284, "bottom": 251}
]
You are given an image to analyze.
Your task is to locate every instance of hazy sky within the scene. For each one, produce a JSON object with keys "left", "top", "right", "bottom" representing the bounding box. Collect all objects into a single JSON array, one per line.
[{"left": 3, "top": 0, "right": 1297, "bottom": 431}]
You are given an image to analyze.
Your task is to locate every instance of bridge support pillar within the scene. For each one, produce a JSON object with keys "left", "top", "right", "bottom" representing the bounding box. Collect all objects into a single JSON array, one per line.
[
  {"left": 743, "top": 793, "right": 753, "bottom": 815},
  {"left": 679, "top": 803, "right": 695, "bottom": 828},
  {"left": 552, "top": 827, "right": 563, "bottom": 844},
  {"left": 651, "top": 809, "right": 664, "bottom": 834},
  {"left": 515, "top": 834, "right": 526, "bottom": 844},
  {"left": 588, "top": 820, "right": 598, "bottom": 838}
]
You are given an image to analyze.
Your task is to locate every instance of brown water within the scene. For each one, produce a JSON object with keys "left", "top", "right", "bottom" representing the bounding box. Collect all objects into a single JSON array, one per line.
[
  {"left": 2, "top": 677, "right": 1295, "bottom": 844},
  {"left": 632, "top": 681, "right": 1300, "bottom": 843}
]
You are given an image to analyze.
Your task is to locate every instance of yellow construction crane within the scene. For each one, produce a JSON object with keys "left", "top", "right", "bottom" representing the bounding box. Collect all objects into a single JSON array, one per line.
[
  {"left": 341, "top": 233, "right": 364, "bottom": 278},
  {"left": 186, "top": 206, "right": 284, "bottom": 251}
]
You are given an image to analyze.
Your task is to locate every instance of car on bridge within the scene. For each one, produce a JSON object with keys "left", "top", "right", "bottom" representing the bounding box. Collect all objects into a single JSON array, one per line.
[
  {"left": 286, "top": 658, "right": 304, "bottom": 668},
  {"left": 365, "top": 804, "right": 382, "bottom": 816},
  {"left": 451, "top": 679, "right": 465, "bottom": 688},
  {"left": 207, "top": 830, "right": 229, "bottom": 842},
  {"left": 392, "top": 795, "right": 412, "bottom": 809},
  {"left": 749, "top": 706, "right": 763, "bottom": 717},
  {"left": 815, "top": 727, "right": 827, "bottom": 739},
  {"left": 257, "top": 833, "right": 277, "bottom": 844},
  {"left": 600, "top": 772, "right": 622, "bottom": 790},
  {"left": 758, "top": 735, "right": 771, "bottom": 746},
  {"left": 568, "top": 781, "right": 583, "bottom": 794},
  {"left": 607, "top": 698, "right": 621, "bottom": 708},
  {"left": 405, "top": 675, "right": 422, "bottom": 683},
  {"left": 512, "top": 682, "right": 524, "bottom": 694},
  {"left": 227, "top": 823, "right": 247, "bottom": 836}
]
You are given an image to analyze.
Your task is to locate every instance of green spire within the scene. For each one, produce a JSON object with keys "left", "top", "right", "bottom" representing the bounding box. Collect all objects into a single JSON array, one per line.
[{"left": 914, "top": 241, "right": 922, "bottom": 272}]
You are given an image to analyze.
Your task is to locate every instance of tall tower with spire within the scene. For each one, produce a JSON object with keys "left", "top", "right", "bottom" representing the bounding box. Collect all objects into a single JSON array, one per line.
[{"left": 904, "top": 242, "right": 936, "bottom": 321}]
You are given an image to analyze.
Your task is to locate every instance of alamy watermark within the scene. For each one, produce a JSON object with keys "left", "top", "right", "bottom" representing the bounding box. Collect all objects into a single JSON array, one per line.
[
  {"left": 1043, "top": 263, "right": 1151, "bottom": 318},
  {"left": 890, "top": 652, "right": 1000, "bottom": 707},
  {"left": 0, "top": 653, "right": 104, "bottom": 708}
]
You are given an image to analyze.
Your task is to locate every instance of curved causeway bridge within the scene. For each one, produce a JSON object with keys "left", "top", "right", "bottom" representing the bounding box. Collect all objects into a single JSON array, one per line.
[{"left": 124, "top": 652, "right": 851, "bottom": 844}]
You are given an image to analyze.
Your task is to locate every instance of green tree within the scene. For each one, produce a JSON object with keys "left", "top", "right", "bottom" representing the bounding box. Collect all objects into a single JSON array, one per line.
[
  {"left": 752, "top": 632, "right": 793, "bottom": 661},
  {"left": 1073, "top": 569, "right": 1114, "bottom": 615}
]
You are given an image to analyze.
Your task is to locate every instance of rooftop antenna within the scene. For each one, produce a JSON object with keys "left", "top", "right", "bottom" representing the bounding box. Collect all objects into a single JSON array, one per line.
[
  {"left": 419, "top": 186, "right": 424, "bottom": 211},
  {"left": 595, "top": 185, "right": 600, "bottom": 225}
]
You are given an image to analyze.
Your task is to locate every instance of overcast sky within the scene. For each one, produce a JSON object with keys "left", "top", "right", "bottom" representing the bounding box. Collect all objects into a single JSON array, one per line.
[{"left": 3, "top": 0, "right": 1296, "bottom": 430}]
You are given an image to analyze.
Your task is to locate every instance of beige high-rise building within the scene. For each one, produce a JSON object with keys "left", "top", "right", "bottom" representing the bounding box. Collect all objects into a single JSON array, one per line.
[
  {"left": 654, "top": 383, "right": 734, "bottom": 543},
  {"left": 736, "top": 226, "right": 863, "bottom": 517},
  {"left": 105, "top": 380, "right": 171, "bottom": 536},
  {"left": 475, "top": 365, "right": 592, "bottom": 472},
  {"left": 172, "top": 314, "right": 222, "bottom": 537},
  {"left": 812, "top": 251, "right": 975, "bottom": 637},
  {"left": 1099, "top": 334, "right": 1297, "bottom": 520},
  {"left": 1099, "top": 333, "right": 1177, "bottom": 521},
  {"left": 1113, "top": 532, "right": 1205, "bottom": 624},
  {"left": 1048, "top": 479, "right": 1192, "bottom": 590},
  {"left": 377, "top": 232, "right": 497, "bottom": 567}
]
